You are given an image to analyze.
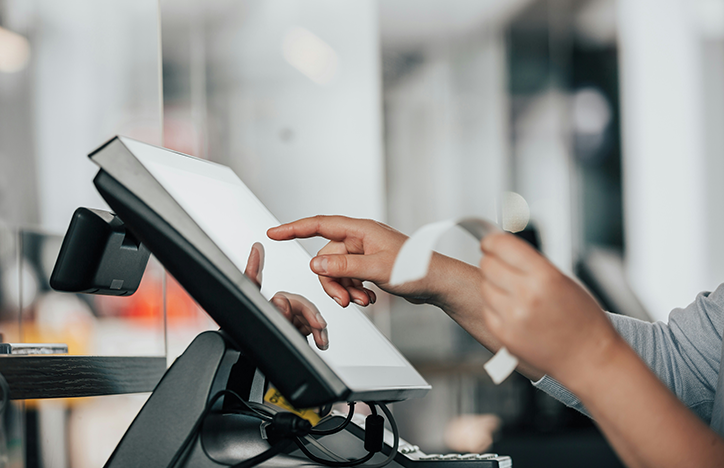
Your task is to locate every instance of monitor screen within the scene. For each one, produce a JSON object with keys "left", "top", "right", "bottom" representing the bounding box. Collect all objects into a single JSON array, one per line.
[{"left": 89, "top": 136, "right": 429, "bottom": 407}]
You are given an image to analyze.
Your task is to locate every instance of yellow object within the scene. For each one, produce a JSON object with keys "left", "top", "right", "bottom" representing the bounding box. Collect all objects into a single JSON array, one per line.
[{"left": 264, "top": 387, "right": 321, "bottom": 426}]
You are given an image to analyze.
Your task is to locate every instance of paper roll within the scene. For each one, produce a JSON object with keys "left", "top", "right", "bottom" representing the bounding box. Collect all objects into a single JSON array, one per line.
[{"left": 389, "top": 217, "right": 519, "bottom": 385}]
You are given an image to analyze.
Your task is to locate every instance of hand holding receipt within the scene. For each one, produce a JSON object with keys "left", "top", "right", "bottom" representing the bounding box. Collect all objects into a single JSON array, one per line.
[
  {"left": 269, "top": 216, "right": 541, "bottom": 384},
  {"left": 387, "top": 217, "right": 518, "bottom": 384}
]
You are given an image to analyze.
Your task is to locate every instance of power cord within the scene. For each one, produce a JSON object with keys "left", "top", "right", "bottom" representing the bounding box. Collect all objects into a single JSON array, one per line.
[
  {"left": 361, "top": 403, "right": 399, "bottom": 468},
  {"left": 293, "top": 402, "right": 399, "bottom": 468},
  {"left": 247, "top": 401, "right": 350, "bottom": 462},
  {"left": 166, "top": 389, "right": 271, "bottom": 468},
  {"left": 246, "top": 400, "right": 355, "bottom": 438},
  {"left": 310, "top": 402, "right": 356, "bottom": 436},
  {"left": 168, "top": 395, "right": 399, "bottom": 468},
  {"left": 231, "top": 412, "right": 313, "bottom": 468}
]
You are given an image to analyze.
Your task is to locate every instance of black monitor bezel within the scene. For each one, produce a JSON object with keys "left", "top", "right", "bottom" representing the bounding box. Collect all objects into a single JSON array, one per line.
[
  {"left": 89, "top": 137, "right": 430, "bottom": 407},
  {"left": 94, "top": 170, "right": 349, "bottom": 407}
]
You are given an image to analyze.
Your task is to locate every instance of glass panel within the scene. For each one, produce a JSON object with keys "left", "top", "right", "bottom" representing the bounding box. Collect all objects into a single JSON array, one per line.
[
  {"left": 0, "top": 0, "right": 165, "bottom": 356},
  {"left": 160, "top": 0, "right": 385, "bottom": 360},
  {"left": 0, "top": 1, "right": 163, "bottom": 466}
]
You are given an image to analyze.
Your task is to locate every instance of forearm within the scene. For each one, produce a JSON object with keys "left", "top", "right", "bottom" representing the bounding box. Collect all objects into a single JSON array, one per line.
[
  {"left": 424, "top": 253, "right": 544, "bottom": 381},
  {"left": 564, "top": 338, "right": 724, "bottom": 468}
]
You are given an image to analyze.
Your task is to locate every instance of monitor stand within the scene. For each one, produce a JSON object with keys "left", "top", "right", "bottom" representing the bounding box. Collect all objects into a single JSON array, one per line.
[
  {"left": 102, "top": 330, "right": 512, "bottom": 468},
  {"left": 103, "top": 330, "right": 316, "bottom": 468}
]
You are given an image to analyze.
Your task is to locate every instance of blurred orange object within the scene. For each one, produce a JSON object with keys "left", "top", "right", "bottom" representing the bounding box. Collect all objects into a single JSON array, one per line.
[
  {"left": 444, "top": 414, "right": 502, "bottom": 454},
  {"left": 93, "top": 261, "right": 205, "bottom": 327}
]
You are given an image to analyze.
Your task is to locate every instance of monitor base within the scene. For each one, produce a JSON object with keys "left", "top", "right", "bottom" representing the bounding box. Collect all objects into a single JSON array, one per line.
[
  {"left": 103, "top": 330, "right": 511, "bottom": 468},
  {"left": 104, "top": 330, "right": 273, "bottom": 468}
]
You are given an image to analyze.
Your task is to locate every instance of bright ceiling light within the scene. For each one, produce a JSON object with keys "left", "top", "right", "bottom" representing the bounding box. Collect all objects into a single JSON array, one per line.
[
  {"left": 0, "top": 26, "right": 31, "bottom": 74},
  {"left": 572, "top": 87, "right": 611, "bottom": 135},
  {"left": 282, "top": 27, "right": 338, "bottom": 85}
]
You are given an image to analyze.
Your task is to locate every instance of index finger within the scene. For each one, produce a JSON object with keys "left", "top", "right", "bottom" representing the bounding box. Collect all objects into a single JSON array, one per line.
[
  {"left": 480, "top": 232, "right": 546, "bottom": 272},
  {"left": 267, "top": 215, "right": 363, "bottom": 242}
]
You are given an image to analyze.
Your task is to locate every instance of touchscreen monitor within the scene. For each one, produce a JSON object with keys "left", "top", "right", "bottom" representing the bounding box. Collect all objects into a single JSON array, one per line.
[{"left": 89, "top": 136, "right": 430, "bottom": 407}]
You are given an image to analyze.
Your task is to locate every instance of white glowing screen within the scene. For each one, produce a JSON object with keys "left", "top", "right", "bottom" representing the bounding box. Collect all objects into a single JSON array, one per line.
[{"left": 123, "top": 139, "right": 407, "bottom": 374}]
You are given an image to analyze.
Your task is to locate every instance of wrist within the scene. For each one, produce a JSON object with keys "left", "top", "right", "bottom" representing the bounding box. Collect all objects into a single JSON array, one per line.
[
  {"left": 556, "top": 331, "right": 631, "bottom": 399},
  {"left": 423, "top": 253, "right": 482, "bottom": 310}
]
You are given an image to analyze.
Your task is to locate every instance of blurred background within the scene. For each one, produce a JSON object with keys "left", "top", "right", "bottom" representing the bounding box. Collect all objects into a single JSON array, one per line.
[{"left": 1, "top": 0, "right": 724, "bottom": 466}]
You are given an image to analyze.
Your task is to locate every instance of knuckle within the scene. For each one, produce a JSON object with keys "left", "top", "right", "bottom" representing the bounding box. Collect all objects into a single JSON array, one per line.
[
  {"left": 511, "top": 302, "right": 528, "bottom": 320},
  {"left": 303, "top": 296, "right": 319, "bottom": 313},
  {"left": 328, "top": 255, "right": 348, "bottom": 275},
  {"left": 284, "top": 292, "right": 303, "bottom": 303},
  {"left": 533, "top": 268, "right": 562, "bottom": 295},
  {"left": 524, "top": 285, "right": 544, "bottom": 308},
  {"left": 313, "top": 215, "right": 325, "bottom": 228}
]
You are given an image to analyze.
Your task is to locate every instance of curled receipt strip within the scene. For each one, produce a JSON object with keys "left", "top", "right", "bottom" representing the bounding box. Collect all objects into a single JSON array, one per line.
[{"left": 389, "top": 217, "right": 519, "bottom": 385}]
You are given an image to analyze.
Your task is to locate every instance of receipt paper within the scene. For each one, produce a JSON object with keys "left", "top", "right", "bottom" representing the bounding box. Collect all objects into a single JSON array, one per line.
[{"left": 389, "top": 217, "right": 519, "bottom": 385}]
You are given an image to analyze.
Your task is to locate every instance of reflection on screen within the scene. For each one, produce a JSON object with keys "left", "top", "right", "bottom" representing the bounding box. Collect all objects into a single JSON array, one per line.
[{"left": 125, "top": 141, "right": 406, "bottom": 373}]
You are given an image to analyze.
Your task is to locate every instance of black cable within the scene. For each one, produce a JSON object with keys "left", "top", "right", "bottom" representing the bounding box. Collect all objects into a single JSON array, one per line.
[
  {"left": 294, "top": 401, "right": 400, "bottom": 468},
  {"left": 166, "top": 389, "right": 270, "bottom": 468},
  {"left": 310, "top": 402, "right": 356, "bottom": 436},
  {"left": 168, "top": 394, "right": 400, "bottom": 468},
  {"left": 220, "top": 390, "right": 273, "bottom": 422},
  {"left": 363, "top": 403, "right": 399, "bottom": 468},
  {"left": 246, "top": 401, "right": 276, "bottom": 419}
]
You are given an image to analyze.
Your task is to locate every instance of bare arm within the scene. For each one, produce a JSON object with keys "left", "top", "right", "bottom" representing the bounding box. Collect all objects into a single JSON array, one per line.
[
  {"left": 477, "top": 232, "right": 724, "bottom": 468},
  {"left": 270, "top": 215, "right": 724, "bottom": 465},
  {"left": 574, "top": 342, "right": 724, "bottom": 468},
  {"left": 267, "top": 215, "right": 544, "bottom": 380},
  {"left": 423, "top": 253, "right": 544, "bottom": 380}
]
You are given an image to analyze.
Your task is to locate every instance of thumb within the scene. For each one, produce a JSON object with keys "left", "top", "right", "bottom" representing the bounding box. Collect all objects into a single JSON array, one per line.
[
  {"left": 244, "top": 242, "right": 265, "bottom": 288},
  {"left": 310, "top": 253, "right": 390, "bottom": 282}
]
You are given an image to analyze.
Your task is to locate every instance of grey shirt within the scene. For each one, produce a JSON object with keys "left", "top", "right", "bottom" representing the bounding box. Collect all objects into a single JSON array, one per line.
[{"left": 534, "top": 282, "right": 724, "bottom": 436}]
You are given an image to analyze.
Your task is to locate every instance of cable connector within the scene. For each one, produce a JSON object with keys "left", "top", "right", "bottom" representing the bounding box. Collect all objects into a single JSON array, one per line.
[
  {"left": 364, "top": 414, "right": 384, "bottom": 453},
  {"left": 266, "top": 412, "right": 312, "bottom": 443}
]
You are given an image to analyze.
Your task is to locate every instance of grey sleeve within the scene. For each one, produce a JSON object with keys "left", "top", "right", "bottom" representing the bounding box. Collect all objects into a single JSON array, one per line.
[{"left": 533, "top": 283, "right": 724, "bottom": 422}]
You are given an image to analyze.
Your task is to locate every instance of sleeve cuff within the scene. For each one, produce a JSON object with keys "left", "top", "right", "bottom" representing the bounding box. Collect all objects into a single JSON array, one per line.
[{"left": 532, "top": 375, "right": 590, "bottom": 417}]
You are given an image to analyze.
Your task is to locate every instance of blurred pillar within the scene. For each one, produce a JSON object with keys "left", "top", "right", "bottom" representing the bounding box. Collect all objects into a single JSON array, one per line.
[
  {"left": 197, "top": 0, "right": 385, "bottom": 257},
  {"left": 383, "top": 33, "right": 509, "bottom": 360},
  {"left": 618, "top": 0, "right": 709, "bottom": 321},
  {"left": 513, "top": 90, "right": 575, "bottom": 273},
  {"left": 32, "top": 0, "right": 162, "bottom": 234}
]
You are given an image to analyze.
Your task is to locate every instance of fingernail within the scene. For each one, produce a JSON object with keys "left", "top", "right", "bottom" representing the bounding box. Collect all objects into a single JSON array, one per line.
[
  {"left": 320, "top": 328, "right": 329, "bottom": 350},
  {"left": 315, "top": 312, "right": 327, "bottom": 328},
  {"left": 353, "top": 299, "right": 365, "bottom": 306},
  {"left": 312, "top": 257, "right": 328, "bottom": 274},
  {"left": 333, "top": 297, "right": 344, "bottom": 307}
]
